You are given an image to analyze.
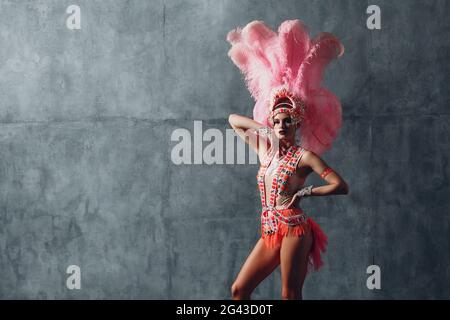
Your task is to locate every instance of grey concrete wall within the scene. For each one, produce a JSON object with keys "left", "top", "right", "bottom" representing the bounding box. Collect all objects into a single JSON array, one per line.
[{"left": 0, "top": 0, "right": 449, "bottom": 299}]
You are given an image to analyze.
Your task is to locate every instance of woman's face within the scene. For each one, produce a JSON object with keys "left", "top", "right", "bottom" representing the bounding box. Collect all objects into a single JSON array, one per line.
[{"left": 272, "top": 112, "right": 297, "bottom": 140}]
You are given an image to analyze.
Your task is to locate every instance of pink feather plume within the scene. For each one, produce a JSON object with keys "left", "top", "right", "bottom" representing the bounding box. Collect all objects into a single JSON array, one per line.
[{"left": 227, "top": 19, "right": 344, "bottom": 155}]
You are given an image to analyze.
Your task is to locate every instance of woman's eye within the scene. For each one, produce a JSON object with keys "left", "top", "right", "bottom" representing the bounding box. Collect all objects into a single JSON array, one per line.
[{"left": 286, "top": 118, "right": 292, "bottom": 124}]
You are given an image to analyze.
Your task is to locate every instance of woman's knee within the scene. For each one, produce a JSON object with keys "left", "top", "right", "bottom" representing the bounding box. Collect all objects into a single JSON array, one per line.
[{"left": 231, "top": 282, "right": 251, "bottom": 300}]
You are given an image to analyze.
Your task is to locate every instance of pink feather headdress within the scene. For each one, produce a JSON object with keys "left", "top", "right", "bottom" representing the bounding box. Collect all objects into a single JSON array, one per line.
[{"left": 226, "top": 20, "right": 344, "bottom": 155}]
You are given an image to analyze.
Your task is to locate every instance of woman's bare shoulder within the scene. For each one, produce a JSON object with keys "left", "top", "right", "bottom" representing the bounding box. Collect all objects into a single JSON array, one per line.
[
  {"left": 297, "top": 148, "right": 319, "bottom": 169},
  {"left": 251, "top": 126, "right": 273, "bottom": 162},
  {"left": 300, "top": 148, "right": 319, "bottom": 161}
]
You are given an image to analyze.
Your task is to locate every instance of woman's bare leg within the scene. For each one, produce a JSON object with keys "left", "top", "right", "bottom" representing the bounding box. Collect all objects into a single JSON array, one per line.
[
  {"left": 231, "top": 238, "right": 280, "bottom": 300},
  {"left": 279, "top": 228, "right": 313, "bottom": 300}
]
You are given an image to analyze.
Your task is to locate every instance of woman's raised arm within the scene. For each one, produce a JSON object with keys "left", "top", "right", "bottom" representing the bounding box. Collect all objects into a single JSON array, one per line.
[
  {"left": 228, "top": 113, "right": 263, "bottom": 131},
  {"left": 228, "top": 113, "right": 270, "bottom": 156}
]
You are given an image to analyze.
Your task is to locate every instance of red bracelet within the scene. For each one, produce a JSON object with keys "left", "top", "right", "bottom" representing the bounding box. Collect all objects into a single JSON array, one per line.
[{"left": 320, "top": 167, "right": 334, "bottom": 179}]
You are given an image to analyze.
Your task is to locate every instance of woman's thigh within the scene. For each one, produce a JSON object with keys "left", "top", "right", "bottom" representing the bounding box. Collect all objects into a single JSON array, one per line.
[
  {"left": 280, "top": 228, "right": 313, "bottom": 291},
  {"left": 233, "top": 238, "right": 280, "bottom": 293}
]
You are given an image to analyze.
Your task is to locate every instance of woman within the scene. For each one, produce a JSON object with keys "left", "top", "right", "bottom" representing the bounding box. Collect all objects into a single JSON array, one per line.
[{"left": 226, "top": 20, "right": 349, "bottom": 299}]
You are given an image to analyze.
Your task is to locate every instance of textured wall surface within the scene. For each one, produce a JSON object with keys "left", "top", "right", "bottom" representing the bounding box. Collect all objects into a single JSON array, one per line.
[{"left": 0, "top": 0, "right": 449, "bottom": 299}]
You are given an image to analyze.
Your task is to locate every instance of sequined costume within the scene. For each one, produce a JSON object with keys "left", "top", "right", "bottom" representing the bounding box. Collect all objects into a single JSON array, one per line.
[{"left": 255, "top": 127, "right": 328, "bottom": 272}]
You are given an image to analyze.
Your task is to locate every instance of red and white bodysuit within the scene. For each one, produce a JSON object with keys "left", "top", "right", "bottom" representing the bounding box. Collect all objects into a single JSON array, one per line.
[{"left": 255, "top": 128, "right": 328, "bottom": 272}]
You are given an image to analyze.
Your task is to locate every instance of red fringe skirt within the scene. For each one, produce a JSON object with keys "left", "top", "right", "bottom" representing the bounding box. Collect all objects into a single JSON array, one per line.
[{"left": 260, "top": 207, "right": 328, "bottom": 272}]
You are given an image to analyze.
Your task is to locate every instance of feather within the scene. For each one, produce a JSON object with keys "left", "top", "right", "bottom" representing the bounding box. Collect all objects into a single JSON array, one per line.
[
  {"left": 296, "top": 32, "right": 345, "bottom": 96},
  {"left": 227, "top": 20, "right": 344, "bottom": 155}
]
